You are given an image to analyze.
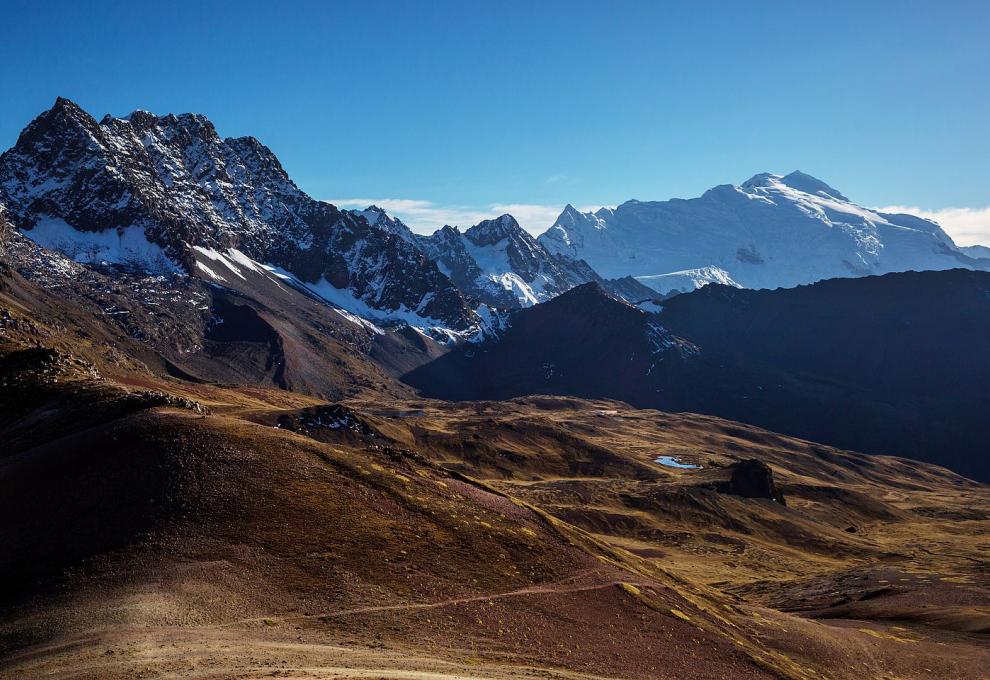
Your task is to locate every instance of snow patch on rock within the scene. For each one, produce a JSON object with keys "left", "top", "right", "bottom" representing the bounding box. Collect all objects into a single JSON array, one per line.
[
  {"left": 20, "top": 217, "right": 178, "bottom": 274},
  {"left": 636, "top": 266, "right": 741, "bottom": 296}
]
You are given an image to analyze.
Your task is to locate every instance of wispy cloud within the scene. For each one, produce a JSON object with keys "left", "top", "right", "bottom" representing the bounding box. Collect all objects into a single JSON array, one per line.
[
  {"left": 327, "top": 198, "right": 602, "bottom": 236},
  {"left": 874, "top": 205, "right": 990, "bottom": 247}
]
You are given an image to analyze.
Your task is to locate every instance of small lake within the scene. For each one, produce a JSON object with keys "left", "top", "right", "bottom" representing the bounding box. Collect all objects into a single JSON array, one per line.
[{"left": 655, "top": 455, "right": 702, "bottom": 469}]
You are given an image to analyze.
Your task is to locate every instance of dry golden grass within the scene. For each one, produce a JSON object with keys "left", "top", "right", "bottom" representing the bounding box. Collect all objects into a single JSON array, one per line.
[{"left": 2, "top": 358, "right": 988, "bottom": 679}]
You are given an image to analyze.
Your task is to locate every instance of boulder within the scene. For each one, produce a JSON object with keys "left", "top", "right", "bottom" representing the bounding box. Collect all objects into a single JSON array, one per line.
[{"left": 723, "top": 459, "right": 786, "bottom": 505}]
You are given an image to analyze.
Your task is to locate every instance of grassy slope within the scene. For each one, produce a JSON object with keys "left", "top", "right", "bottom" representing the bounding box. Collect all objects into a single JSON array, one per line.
[{"left": 2, "top": 258, "right": 988, "bottom": 678}]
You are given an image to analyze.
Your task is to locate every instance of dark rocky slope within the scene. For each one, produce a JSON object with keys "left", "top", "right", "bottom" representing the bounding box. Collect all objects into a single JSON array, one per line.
[
  {"left": 404, "top": 270, "right": 990, "bottom": 481},
  {"left": 403, "top": 282, "right": 697, "bottom": 401}
]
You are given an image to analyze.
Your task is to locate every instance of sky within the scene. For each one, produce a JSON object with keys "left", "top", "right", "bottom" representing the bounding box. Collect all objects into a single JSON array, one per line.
[{"left": 1, "top": 0, "right": 988, "bottom": 243}]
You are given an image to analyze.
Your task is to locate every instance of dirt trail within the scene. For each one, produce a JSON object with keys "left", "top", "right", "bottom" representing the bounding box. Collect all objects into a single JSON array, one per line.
[
  {"left": 229, "top": 576, "right": 657, "bottom": 627},
  {"left": 3, "top": 628, "right": 627, "bottom": 680}
]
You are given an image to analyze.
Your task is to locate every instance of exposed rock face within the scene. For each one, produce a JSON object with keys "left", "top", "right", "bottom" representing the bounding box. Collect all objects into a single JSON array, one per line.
[
  {"left": 0, "top": 202, "right": 12, "bottom": 258},
  {"left": 599, "top": 275, "right": 667, "bottom": 303},
  {"left": 724, "top": 459, "right": 786, "bottom": 505},
  {"left": 351, "top": 205, "right": 419, "bottom": 244},
  {"left": 402, "top": 282, "right": 695, "bottom": 400},
  {"left": 275, "top": 403, "right": 376, "bottom": 437},
  {"left": 419, "top": 224, "right": 517, "bottom": 307},
  {"left": 0, "top": 98, "right": 475, "bottom": 329},
  {"left": 417, "top": 215, "right": 599, "bottom": 309},
  {"left": 0, "top": 346, "right": 99, "bottom": 389}
]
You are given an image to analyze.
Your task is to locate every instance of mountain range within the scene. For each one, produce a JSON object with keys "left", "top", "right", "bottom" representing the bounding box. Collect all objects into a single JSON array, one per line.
[
  {"left": 3, "top": 97, "right": 990, "bottom": 679},
  {"left": 0, "top": 98, "right": 476, "bottom": 332},
  {"left": 540, "top": 171, "right": 988, "bottom": 289},
  {"left": 4, "top": 99, "right": 988, "bottom": 343},
  {"left": 2, "top": 98, "right": 988, "bottom": 477},
  {"left": 415, "top": 214, "right": 601, "bottom": 309},
  {"left": 405, "top": 269, "right": 990, "bottom": 482}
]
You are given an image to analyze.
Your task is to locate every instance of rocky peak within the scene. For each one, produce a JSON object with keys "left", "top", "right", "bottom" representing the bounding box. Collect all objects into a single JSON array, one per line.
[
  {"left": 223, "top": 135, "right": 294, "bottom": 185},
  {"left": 1, "top": 98, "right": 147, "bottom": 234},
  {"left": 464, "top": 214, "right": 526, "bottom": 247},
  {"left": 27, "top": 97, "right": 100, "bottom": 138},
  {"left": 361, "top": 205, "right": 385, "bottom": 224},
  {"left": 552, "top": 204, "right": 590, "bottom": 228},
  {"left": 428, "top": 224, "right": 462, "bottom": 245},
  {"left": 418, "top": 214, "right": 601, "bottom": 311},
  {"left": 350, "top": 205, "right": 418, "bottom": 243},
  {"left": 547, "top": 280, "right": 615, "bottom": 308},
  {"left": 117, "top": 108, "right": 156, "bottom": 126},
  {"left": 5, "top": 97, "right": 100, "bottom": 168},
  {"left": 0, "top": 99, "right": 477, "bottom": 331}
]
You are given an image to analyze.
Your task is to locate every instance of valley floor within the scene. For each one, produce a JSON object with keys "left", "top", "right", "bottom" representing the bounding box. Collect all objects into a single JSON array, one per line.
[{"left": 2, "top": 364, "right": 988, "bottom": 679}]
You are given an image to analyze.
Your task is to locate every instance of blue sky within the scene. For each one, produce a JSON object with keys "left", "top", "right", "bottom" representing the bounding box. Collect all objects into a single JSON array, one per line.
[{"left": 2, "top": 0, "right": 988, "bottom": 241}]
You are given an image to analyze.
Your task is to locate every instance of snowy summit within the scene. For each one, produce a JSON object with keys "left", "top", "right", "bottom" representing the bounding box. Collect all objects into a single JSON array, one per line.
[{"left": 539, "top": 171, "right": 988, "bottom": 289}]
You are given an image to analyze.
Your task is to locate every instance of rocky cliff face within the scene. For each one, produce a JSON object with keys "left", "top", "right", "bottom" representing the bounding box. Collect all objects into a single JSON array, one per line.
[
  {"left": 0, "top": 98, "right": 476, "bottom": 329},
  {"left": 418, "top": 214, "right": 599, "bottom": 309}
]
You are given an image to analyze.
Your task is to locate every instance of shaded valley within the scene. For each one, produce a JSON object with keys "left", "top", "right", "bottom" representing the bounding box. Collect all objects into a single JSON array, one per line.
[{"left": 405, "top": 270, "right": 990, "bottom": 482}]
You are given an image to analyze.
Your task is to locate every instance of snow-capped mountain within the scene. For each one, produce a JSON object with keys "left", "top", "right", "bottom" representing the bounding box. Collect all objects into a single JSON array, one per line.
[
  {"left": 539, "top": 171, "right": 990, "bottom": 289},
  {"left": 962, "top": 244, "right": 990, "bottom": 260},
  {"left": 636, "top": 266, "right": 740, "bottom": 297},
  {"left": 0, "top": 98, "right": 476, "bottom": 330},
  {"left": 416, "top": 214, "right": 599, "bottom": 309}
]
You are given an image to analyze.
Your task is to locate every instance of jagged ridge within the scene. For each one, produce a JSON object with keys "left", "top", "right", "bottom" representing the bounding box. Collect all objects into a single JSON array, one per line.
[
  {"left": 0, "top": 98, "right": 475, "bottom": 329},
  {"left": 417, "top": 214, "right": 600, "bottom": 309}
]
